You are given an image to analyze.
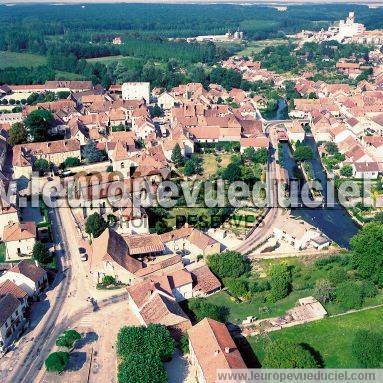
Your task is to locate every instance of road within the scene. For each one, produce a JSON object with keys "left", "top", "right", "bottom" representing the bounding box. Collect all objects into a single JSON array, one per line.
[
  {"left": 8, "top": 208, "right": 73, "bottom": 383},
  {"left": 7, "top": 205, "right": 129, "bottom": 383},
  {"left": 236, "top": 126, "right": 282, "bottom": 255}
]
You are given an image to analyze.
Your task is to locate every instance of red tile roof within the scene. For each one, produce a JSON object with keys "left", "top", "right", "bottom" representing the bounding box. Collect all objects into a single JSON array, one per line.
[{"left": 188, "top": 318, "right": 247, "bottom": 383}]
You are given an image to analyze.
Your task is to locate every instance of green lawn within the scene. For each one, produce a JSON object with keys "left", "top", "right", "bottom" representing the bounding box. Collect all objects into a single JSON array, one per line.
[
  {"left": 0, "top": 242, "right": 5, "bottom": 262},
  {"left": 205, "top": 290, "right": 311, "bottom": 324},
  {"left": 248, "top": 306, "right": 383, "bottom": 368},
  {"left": 0, "top": 51, "right": 47, "bottom": 69}
]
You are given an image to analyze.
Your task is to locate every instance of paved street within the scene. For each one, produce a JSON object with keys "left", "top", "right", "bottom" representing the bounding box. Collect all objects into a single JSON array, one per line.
[{"left": 1, "top": 205, "right": 130, "bottom": 383}]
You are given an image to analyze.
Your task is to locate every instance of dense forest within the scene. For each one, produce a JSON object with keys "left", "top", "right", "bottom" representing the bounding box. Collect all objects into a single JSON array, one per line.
[{"left": 0, "top": 3, "right": 383, "bottom": 88}]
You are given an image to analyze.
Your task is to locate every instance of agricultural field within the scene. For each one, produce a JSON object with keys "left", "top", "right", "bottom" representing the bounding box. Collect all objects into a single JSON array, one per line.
[
  {"left": 0, "top": 51, "right": 47, "bottom": 69},
  {"left": 237, "top": 38, "right": 288, "bottom": 57},
  {"left": 248, "top": 306, "right": 383, "bottom": 368}
]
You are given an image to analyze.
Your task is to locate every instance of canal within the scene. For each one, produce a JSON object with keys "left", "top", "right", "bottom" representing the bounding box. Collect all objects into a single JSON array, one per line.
[{"left": 269, "top": 100, "right": 359, "bottom": 248}]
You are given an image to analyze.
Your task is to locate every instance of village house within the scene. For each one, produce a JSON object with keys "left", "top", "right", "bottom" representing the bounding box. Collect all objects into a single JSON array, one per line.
[
  {"left": 352, "top": 161, "right": 379, "bottom": 179},
  {"left": 160, "top": 227, "right": 221, "bottom": 258},
  {"left": 122, "top": 82, "right": 150, "bottom": 103},
  {"left": 0, "top": 193, "right": 19, "bottom": 241},
  {"left": 188, "top": 317, "right": 247, "bottom": 383},
  {"left": 240, "top": 136, "right": 269, "bottom": 154},
  {"left": 157, "top": 91, "right": 177, "bottom": 110},
  {"left": 90, "top": 228, "right": 143, "bottom": 285},
  {"left": 3, "top": 222, "right": 36, "bottom": 261},
  {"left": 190, "top": 265, "right": 222, "bottom": 297},
  {"left": 126, "top": 278, "right": 191, "bottom": 339},
  {"left": 0, "top": 260, "right": 48, "bottom": 299},
  {"left": 12, "top": 139, "right": 81, "bottom": 178},
  {"left": 287, "top": 120, "right": 305, "bottom": 142},
  {"left": 0, "top": 293, "right": 28, "bottom": 354},
  {"left": 273, "top": 216, "right": 330, "bottom": 251}
]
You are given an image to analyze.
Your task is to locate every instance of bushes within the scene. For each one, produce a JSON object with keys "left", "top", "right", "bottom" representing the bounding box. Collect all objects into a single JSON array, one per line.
[
  {"left": 117, "top": 324, "right": 174, "bottom": 362},
  {"left": 56, "top": 329, "right": 81, "bottom": 349},
  {"left": 335, "top": 281, "right": 364, "bottom": 310},
  {"left": 263, "top": 339, "right": 319, "bottom": 368},
  {"left": 268, "top": 263, "right": 292, "bottom": 303},
  {"left": 33, "top": 241, "right": 52, "bottom": 264},
  {"left": 45, "top": 351, "right": 70, "bottom": 373},
  {"left": 350, "top": 222, "right": 383, "bottom": 286},
  {"left": 314, "top": 279, "right": 334, "bottom": 304},
  {"left": 187, "top": 298, "right": 228, "bottom": 323},
  {"left": 118, "top": 353, "right": 167, "bottom": 383},
  {"left": 116, "top": 324, "right": 174, "bottom": 383},
  {"left": 206, "top": 251, "right": 250, "bottom": 280},
  {"left": 85, "top": 212, "right": 108, "bottom": 238},
  {"left": 328, "top": 266, "right": 348, "bottom": 285},
  {"left": 224, "top": 277, "right": 249, "bottom": 298},
  {"left": 179, "top": 332, "right": 189, "bottom": 355},
  {"left": 352, "top": 330, "right": 383, "bottom": 368}
]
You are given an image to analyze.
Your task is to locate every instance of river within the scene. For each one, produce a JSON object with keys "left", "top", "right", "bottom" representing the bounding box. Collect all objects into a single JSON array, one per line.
[{"left": 268, "top": 100, "right": 359, "bottom": 248}]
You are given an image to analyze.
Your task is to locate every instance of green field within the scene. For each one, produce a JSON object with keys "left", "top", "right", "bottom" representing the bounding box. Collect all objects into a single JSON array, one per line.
[
  {"left": 86, "top": 55, "right": 141, "bottom": 65},
  {"left": 237, "top": 39, "right": 288, "bottom": 57},
  {"left": 248, "top": 306, "right": 383, "bottom": 368},
  {"left": 0, "top": 51, "right": 47, "bottom": 69},
  {"left": 205, "top": 290, "right": 309, "bottom": 324}
]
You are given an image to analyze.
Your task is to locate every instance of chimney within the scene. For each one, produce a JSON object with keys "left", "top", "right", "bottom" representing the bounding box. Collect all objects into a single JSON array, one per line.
[
  {"left": 225, "top": 347, "right": 231, "bottom": 354},
  {"left": 214, "top": 349, "right": 220, "bottom": 356}
]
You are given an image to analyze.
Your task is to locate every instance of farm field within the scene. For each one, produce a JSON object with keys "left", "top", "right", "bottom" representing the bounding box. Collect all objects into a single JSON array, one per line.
[
  {"left": 248, "top": 306, "right": 383, "bottom": 368},
  {"left": 0, "top": 51, "right": 47, "bottom": 69},
  {"left": 237, "top": 38, "right": 288, "bottom": 56}
]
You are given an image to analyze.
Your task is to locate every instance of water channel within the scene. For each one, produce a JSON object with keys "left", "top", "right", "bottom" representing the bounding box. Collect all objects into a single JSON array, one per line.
[{"left": 269, "top": 100, "right": 359, "bottom": 248}]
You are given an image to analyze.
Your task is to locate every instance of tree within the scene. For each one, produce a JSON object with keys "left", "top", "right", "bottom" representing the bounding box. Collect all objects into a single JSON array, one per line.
[
  {"left": 102, "top": 275, "right": 116, "bottom": 285},
  {"left": 7, "top": 122, "right": 28, "bottom": 146},
  {"left": 328, "top": 266, "right": 348, "bottom": 286},
  {"left": 56, "top": 329, "right": 81, "bottom": 349},
  {"left": 179, "top": 332, "right": 189, "bottom": 355},
  {"left": 340, "top": 164, "right": 353, "bottom": 177},
  {"left": 242, "top": 147, "right": 257, "bottom": 162},
  {"left": 352, "top": 330, "right": 383, "bottom": 368},
  {"left": 325, "top": 142, "right": 338, "bottom": 155},
  {"left": 33, "top": 158, "right": 50, "bottom": 174},
  {"left": 85, "top": 212, "right": 107, "bottom": 238},
  {"left": 268, "top": 263, "right": 292, "bottom": 302},
  {"left": 183, "top": 155, "right": 202, "bottom": 176},
  {"left": 83, "top": 140, "right": 106, "bottom": 164},
  {"left": 293, "top": 145, "right": 313, "bottom": 162},
  {"left": 263, "top": 339, "right": 319, "bottom": 368},
  {"left": 32, "top": 241, "right": 51, "bottom": 264},
  {"left": 222, "top": 161, "right": 242, "bottom": 183},
  {"left": 335, "top": 281, "right": 363, "bottom": 310},
  {"left": 149, "top": 104, "right": 163, "bottom": 118},
  {"left": 187, "top": 298, "right": 228, "bottom": 323},
  {"left": 61, "top": 157, "right": 81, "bottom": 169},
  {"left": 117, "top": 324, "right": 174, "bottom": 362},
  {"left": 171, "top": 143, "right": 184, "bottom": 167},
  {"left": 206, "top": 251, "right": 250, "bottom": 279},
  {"left": 118, "top": 353, "right": 167, "bottom": 383},
  {"left": 314, "top": 279, "right": 334, "bottom": 303},
  {"left": 24, "top": 109, "right": 54, "bottom": 142},
  {"left": 224, "top": 277, "right": 248, "bottom": 298},
  {"left": 350, "top": 222, "right": 383, "bottom": 286},
  {"left": 45, "top": 351, "right": 70, "bottom": 373}
]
